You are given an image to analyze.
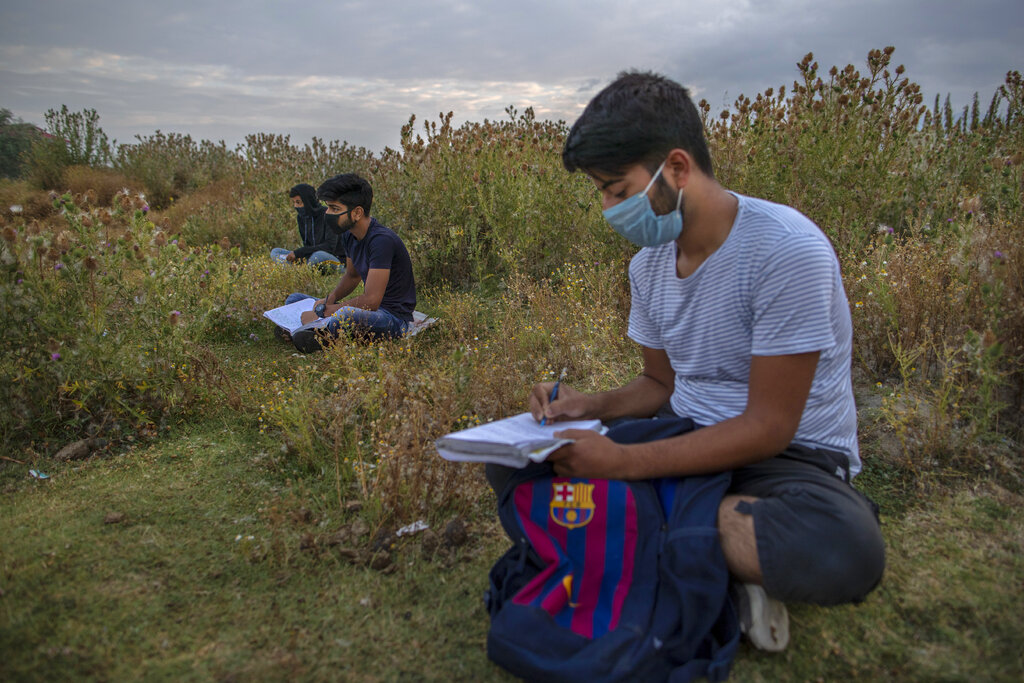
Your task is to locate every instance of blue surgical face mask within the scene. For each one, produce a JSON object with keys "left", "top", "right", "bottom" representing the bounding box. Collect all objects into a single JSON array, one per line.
[{"left": 602, "top": 161, "right": 683, "bottom": 247}]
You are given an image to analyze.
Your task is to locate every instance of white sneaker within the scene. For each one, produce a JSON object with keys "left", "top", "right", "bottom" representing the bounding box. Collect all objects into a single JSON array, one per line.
[{"left": 733, "top": 583, "right": 790, "bottom": 652}]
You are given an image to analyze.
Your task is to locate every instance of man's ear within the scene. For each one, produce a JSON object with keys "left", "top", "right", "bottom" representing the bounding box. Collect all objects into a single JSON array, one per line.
[{"left": 664, "top": 148, "right": 693, "bottom": 189}]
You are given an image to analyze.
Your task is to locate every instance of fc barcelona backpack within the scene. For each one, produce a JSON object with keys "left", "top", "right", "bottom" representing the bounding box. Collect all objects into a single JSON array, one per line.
[{"left": 484, "top": 417, "right": 740, "bottom": 682}]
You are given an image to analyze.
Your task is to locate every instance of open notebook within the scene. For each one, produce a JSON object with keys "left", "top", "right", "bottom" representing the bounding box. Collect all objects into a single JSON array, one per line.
[
  {"left": 263, "top": 299, "right": 438, "bottom": 336},
  {"left": 435, "top": 412, "right": 605, "bottom": 468}
]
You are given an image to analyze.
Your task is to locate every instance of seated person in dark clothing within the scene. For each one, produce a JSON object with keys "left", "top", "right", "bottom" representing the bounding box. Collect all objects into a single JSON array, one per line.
[
  {"left": 270, "top": 183, "right": 347, "bottom": 271},
  {"left": 285, "top": 173, "right": 417, "bottom": 353}
]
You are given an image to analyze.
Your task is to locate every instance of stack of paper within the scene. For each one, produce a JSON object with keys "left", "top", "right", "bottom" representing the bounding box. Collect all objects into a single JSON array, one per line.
[
  {"left": 262, "top": 299, "right": 317, "bottom": 334},
  {"left": 435, "top": 412, "right": 604, "bottom": 467}
]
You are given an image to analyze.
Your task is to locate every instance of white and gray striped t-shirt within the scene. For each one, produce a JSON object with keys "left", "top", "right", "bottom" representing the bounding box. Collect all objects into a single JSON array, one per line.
[{"left": 627, "top": 192, "right": 861, "bottom": 475}]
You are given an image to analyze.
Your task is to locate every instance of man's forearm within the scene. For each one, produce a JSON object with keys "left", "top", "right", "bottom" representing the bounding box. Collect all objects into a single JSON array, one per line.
[
  {"left": 327, "top": 275, "right": 359, "bottom": 304},
  {"left": 589, "top": 373, "right": 674, "bottom": 421},
  {"left": 618, "top": 411, "right": 792, "bottom": 479},
  {"left": 333, "top": 292, "right": 379, "bottom": 311}
]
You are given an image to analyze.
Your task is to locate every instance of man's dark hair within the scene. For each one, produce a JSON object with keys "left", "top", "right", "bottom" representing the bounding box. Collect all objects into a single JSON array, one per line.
[
  {"left": 317, "top": 173, "right": 373, "bottom": 214},
  {"left": 562, "top": 71, "right": 714, "bottom": 178}
]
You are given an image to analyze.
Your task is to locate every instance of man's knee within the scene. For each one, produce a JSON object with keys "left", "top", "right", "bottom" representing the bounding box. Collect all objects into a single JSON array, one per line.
[
  {"left": 284, "top": 292, "right": 313, "bottom": 305},
  {"left": 806, "top": 507, "right": 885, "bottom": 605},
  {"left": 737, "top": 488, "right": 885, "bottom": 605}
]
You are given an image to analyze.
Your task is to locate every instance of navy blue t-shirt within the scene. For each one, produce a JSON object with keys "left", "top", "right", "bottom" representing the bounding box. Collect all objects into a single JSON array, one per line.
[{"left": 341, "top": 218, "right": 416, "bottom": 321}]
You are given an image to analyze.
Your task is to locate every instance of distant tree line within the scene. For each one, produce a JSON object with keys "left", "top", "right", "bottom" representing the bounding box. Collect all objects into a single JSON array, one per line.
[{"left": 0, "top": 108, "right": 47, "bottom": 179}]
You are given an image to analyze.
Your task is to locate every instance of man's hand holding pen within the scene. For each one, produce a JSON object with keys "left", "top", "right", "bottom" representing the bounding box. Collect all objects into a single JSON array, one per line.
[
  {"left": 528, "top": 368, "right": 631, "bottom": 477},
  {"left": 529, "top": 381, "right": 590, "bottom": 424}
]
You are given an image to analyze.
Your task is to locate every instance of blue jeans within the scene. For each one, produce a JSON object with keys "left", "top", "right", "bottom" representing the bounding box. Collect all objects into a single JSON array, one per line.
[
  {"left": 285, "top": 293, "right": 410, "bottom": 341},
  {"left": 271, "top": 248, "right": 342, "bottom": 271}
]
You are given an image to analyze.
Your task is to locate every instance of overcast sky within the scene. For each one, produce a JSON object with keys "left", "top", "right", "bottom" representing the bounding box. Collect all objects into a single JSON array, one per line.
[{"left": 1, "top": 0, "right": 1021, "bottom": 153}]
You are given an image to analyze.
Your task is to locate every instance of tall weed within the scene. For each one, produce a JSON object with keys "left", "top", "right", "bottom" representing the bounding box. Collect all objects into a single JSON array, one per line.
[
  {"left": 706, "top": 50, "right": 1022, "bottom": 255},
  {"left": 25, "top": 106, "right": 113, "bottom": 190}
]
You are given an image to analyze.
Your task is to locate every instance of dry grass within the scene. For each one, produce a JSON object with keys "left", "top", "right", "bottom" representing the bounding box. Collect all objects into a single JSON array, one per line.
[{"left": 61, "top": 165, "right": 139, "bottom": 205}]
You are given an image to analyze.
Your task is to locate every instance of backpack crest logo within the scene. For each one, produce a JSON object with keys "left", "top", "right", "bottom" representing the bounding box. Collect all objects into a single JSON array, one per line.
[{"left": 550, "top": 481, "right": 595, "bottom": 529}]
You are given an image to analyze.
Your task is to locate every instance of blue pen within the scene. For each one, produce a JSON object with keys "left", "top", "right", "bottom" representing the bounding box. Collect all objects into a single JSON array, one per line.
[{"left": 540, "top": 367, "right": 568, "bottom": 426}]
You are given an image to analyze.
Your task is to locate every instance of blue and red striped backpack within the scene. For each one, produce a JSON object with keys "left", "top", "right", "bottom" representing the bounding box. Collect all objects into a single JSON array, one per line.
[{"left": 484, "top": 417, "right": 740, "bottom": 682}]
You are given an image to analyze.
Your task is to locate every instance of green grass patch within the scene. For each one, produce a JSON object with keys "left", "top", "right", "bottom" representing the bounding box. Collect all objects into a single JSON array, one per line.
[
  {"left": 3, "top": 421, "right": 1022, "bottom": 681},
  {"left": 0, "top": 419, "right": 512, "bottom": 681}
]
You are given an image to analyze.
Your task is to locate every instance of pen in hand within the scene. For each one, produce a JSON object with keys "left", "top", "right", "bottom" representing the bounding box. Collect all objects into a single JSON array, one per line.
[{"left": 540, "top": 367, "right": 568, "bottom": 426}]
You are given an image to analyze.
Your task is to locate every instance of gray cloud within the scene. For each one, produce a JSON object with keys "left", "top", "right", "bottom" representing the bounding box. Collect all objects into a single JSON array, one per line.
[{"left": 1, "top": 0, "right": 1020, "bottom": 152}]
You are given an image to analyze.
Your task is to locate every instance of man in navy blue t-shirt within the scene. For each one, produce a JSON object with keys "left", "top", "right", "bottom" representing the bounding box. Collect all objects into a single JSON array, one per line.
[{"left": 285, "top": 173, "right": 417, "bottom": 352}]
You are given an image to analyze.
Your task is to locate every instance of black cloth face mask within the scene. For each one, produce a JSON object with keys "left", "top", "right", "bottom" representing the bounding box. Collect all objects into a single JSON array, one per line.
[{"left": 325, "top": 210, "right": 353, "bottom": 234}]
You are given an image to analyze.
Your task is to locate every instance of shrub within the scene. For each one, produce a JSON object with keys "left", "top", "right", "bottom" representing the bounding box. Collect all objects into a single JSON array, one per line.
[
  {"left": 25, "top": 106, "right": 113, "bottom": 190},
  {"left": 0, "top": 108, "right": 45, "bottom": 179},
  {"left": 115, "top": 131, "right": 240, "bottom": 209},
  {"left": 374, "top": 108, "right": 628, "bottom": 289},
  {"left": 61, "top": 165, "right": 138, "bottom": 206},
  {"left": 24, "top": 137, "right": 68, "bottom": 191},
  {"left": 846, "top": 213, "right": 1022, "bottom": 477},
  {"left": 0, "top": 191, "right": 241, "bottom": 451},
  {"left": 704, "top": 50, "right": 1023, "bottom": 257},
  {"left": 158, "top": 179, "right": 244, "bottom": 247}
]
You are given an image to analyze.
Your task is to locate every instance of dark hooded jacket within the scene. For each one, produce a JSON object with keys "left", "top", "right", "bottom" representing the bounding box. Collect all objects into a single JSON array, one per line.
[{"left": 289, "top": 183, "right": 347, "bottom": 262}]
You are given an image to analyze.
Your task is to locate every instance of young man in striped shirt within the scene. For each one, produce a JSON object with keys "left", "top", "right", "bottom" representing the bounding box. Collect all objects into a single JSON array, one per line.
[{"left": 527, "top": 71, "right": 885, "bottom": 651}]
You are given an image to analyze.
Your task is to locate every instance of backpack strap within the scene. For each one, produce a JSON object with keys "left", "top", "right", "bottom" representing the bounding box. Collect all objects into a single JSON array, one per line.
[
  {"left": 606, "top": 417, "right": 740, "bottom": 683},
  {"left": 486, "top": 461, "right": 559, "bottom": 618},
  {"left": 604, "top": 416, "right": 701, "bottom": 445}
]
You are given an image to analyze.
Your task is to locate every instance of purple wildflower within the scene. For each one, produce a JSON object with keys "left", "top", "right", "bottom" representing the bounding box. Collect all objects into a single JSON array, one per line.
[
  {"left": 54, "top": 262, "right": 63, "bottom": 270},
  {"left": 994, "top": 250, "right": 1004, "bottom": 259},
  {"left": 50, "top": 352, "right": 61, "bottom": 361}
]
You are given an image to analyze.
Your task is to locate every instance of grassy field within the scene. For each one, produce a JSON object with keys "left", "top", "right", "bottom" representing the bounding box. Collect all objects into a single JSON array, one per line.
[
  {"left": 2, "top": 352, "right": 1022, "bottom": 681},
  {"left": 2, "top": 49, "right": 1023, "bottom": 680}
]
